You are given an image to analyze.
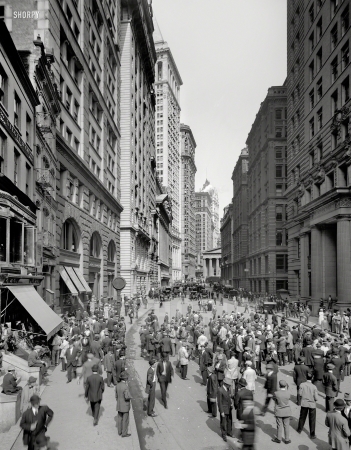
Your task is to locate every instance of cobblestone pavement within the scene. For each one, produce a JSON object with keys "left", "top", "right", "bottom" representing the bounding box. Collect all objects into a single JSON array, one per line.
[{"left": 126, "top": 296, "right": 350, "bottom": 450}]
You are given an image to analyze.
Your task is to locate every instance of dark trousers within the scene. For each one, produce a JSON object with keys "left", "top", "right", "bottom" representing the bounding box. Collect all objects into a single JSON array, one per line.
[
  {"left": 67, "top": 364, "right": 76, "bottom": 381},
  {"left": 159, "top": 381, "right": 169, "bottom": 407},
  {"left": 106, "top": 371, "right": 116, "bottom": 386},
  {"left": 117, "top": 411, "right": 129, "bottom": 436},
  {"left": 147, "top": 383, "right": 156, "bottom": 415},
  {"left": 90, "top": 400, "right": 101, "bottom": 422},
  {"left": 201, "top": 369, "right": 208, "bottom": 385},
  {"left": 51, "top": 349, "right": 60, "bottom": 365},
  {"left": 297, "top": 386, "right": 301, "bottom": 405},
  {"left": 220, "top": 410, "right": 233, "bottom": 438},
  {"left": 207, "top": 398, "right": 217, "bottom": 417},
  {"left": 61, "top": 357, "right": 66, "bottom": 371},
  {"left": 325, "top": 396, "right": 335, "bottom": 412},
  {"left": 180, "top": 365, "right": 188, "bottom": 379},
  {"left": 262, "top": 394, "right": 273, "bottom": 414},
  {"left": 297, "top": 406, "right": 316, "bottom": 436},
  {"left": 278, "top": 352, "right": 286, "bottom": 366},
  {"left": 287, "top": 349, "right": 293, "bottom": 363}
]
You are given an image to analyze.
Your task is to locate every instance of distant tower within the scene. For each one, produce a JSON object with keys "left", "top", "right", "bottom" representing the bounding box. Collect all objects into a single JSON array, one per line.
[
  {"left": 201, "top": 180, "right": 220, "bottom": 249},
  {"left": 153, "top": 19, "right": 183, "bottom": 282}
]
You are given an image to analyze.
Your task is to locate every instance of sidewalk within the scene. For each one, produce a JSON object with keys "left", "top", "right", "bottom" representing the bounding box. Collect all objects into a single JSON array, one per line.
[{"left": 6, "top": 315, "right": 142, "bottom": 450}]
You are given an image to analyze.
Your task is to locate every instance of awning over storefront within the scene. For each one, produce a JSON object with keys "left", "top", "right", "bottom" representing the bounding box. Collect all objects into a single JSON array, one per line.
[
  {"left": 65, "top": 266, "right": 86, "bottom": 293},
  {"left": 72, "top": 267, "right": 92, "bottom": 294},
  {"left": 7, "top": 285, "right": 63, "bottom": 340},
  {"left": 58, "top": 266, "right": 78, "bottom": 295}
]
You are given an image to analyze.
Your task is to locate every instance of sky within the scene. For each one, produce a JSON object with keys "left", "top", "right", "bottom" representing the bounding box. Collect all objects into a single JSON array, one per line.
[{"left": 152, "top": 0, "right": 287, "bottom": 215}]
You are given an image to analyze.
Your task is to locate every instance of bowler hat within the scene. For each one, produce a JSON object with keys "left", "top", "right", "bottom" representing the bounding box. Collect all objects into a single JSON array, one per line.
[
  {"left": 28, "top": 376, "right": 37, "bottom": 384},
  {"left": 119, "top": 371, "right": 129, "bottom": 380},
  {"left": 7, "top": 366, "right": 15, "bottom": 372},
  {"left": 149, "top": 359, "right": 156, "bottom": 366},
  {"left": 334, "top": 399, "right": 345, "bottom": 410},
  {"left": 30, "top": 394, "right": 40, "bottom": 405},
  {"left": 238, "top": 378, "right": 247, "bottom": 387},
  {"left": 279, "top": 380, "right": 287, "bottom": 387},
  {"left": 92, "top": 364, "right": 99, "bottom": 372}
]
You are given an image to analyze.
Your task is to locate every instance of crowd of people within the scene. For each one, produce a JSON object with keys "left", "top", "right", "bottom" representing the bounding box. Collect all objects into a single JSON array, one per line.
[{"left": 138, "top": 298, "right": 351, "bottom": 449}]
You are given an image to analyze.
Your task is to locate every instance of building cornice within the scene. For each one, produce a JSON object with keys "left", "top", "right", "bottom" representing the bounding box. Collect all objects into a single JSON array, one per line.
[{"left": 156, "top": 46, "right": 183, "bottom": 85}]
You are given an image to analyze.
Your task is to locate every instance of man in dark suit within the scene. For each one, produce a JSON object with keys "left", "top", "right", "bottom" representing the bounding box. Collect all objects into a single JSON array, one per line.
[
  {"left": 199, "top": 344, "right": 212, "bottom": 385},
  {"left": 156, "top": 354, "right": 174, "bottom": 409},
  {"left": 85, "top": 364, "right": 105, "bottom": 426},
  {"left": 323, "top": 363, "right": 338, "bottom": 412},
  {"left": 159, "top": 332, "right": 172, "bottom": 360},
  {"left": 2, "top": 367, "right": 22, "bottom": 394},
  {"left": 114, "top": 356, "right": 126, "bottom": 383},
  {"left": 330, "top": 350, "right": 345, "bottom": 393},
  {"left": 261, "top": 363, "right": 278, "bottom": 415},
  {"left": 342, "top": 392, "right": 351, "bottom": 444},
  {"left": 116, "top": 371, "right": 132, "bottom": 437},
  {"left": 146, "top": 359, "right": 157, "bottom": 417},
  {"left": 107, "top": 316, "right": 116, "bottom": 338},
  {"left": 20, "top": 394, "right": 53, "bottom": 450},
  {"left": 293, "top": 357, "right": 311, "bottom": 405},
  {"left": 65, "top": 339, "right": 80, "bottom": 382},
  {"left": 218, "top": 379, "right": 234, "bottom": 442},
  {"left": 234, "top": 378, "right": 253, "bottom": 421},
  {"left": 206, "top": 366, "right": 218, "bottom": 417}
]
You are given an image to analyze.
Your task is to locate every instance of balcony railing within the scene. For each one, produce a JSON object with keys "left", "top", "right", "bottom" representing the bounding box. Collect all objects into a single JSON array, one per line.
[{"left": 36, "top": 168, "right": 55, "bottom": 191}]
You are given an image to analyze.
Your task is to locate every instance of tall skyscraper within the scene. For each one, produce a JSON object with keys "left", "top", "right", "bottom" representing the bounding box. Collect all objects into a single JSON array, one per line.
[
  {"left": 200, "top": 179, "right": 220, "bottom": 248},
  {"left": 287, "top": 0, "right": 351, "bottom": 313},
  {"left": 246, "top": 86, "right": 288, "bottom": 295},
  {"left": 231, "top": 147, "right": 249, "bottom": 290},
  {"left": 153, "top": 19, "right": 183, "bottom": 281},
  {"left": 120, "top": 0, "right": 157, "bottom": 297},
  {"left": 195, "top": 190, "right": 213, "bottom": 275},
  {"left": 180, "top": 123, "right": 197, "bottom": 280}
]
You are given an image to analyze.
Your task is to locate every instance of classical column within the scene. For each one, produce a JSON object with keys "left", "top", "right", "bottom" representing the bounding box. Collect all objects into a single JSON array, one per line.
[
  {"left": 216, "top": 258, "right": 220, "bottom": 277},
  {"left": 300, "top": 233, "right": 309, "bottom": 297},
  {"left": 311, "top": 226, "right": 323, "bottom": 314},
  {"left": 323, "top": 226, "right": 337, "bottom": 299},
  {"left": 337, "top": 218, "right": 351, "bottom": 308}
]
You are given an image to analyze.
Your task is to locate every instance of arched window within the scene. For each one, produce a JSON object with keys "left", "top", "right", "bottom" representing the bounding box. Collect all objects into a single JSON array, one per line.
[
  {"left": 107, "top": 240, "right": 116, "bottom": 262},
  {"left": 61, "top": 219, "right": 79, "bottom": 252},
  {"left": 90, "top": 232, "right": 101, "bottom": 258}
]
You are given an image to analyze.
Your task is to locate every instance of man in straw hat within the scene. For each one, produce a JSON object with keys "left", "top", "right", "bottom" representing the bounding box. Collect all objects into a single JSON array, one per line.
[
  {"left": 325, "top": 398, "right": 350, "bottom": 450},
  {"left": 115, "top": 371, "right": 132, "bottom": 437},
  {"left": 20, "top": 376, "right": 39, "bottom": 413},
  {"left": 85, "top": 364, "right": 105, "bottom": 426},
  {"left": 146, "top": 358, "right": 157, "bottom": 417},
  {"left": 206, "top": 365, "right": 218, "bottom": 418},
  {"left": 342, "top": 393, "right": 351, "bottom": 445},
  {"left": 323, "top": 363, "right": 338, "bottom": 412}
]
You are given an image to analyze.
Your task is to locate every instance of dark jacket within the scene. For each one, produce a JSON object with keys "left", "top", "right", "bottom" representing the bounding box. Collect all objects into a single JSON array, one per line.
[
  {"left": 234, "top": 387, "right": 253, "bottom": 421},
  {"left": 2, "top": 373, "right": 20, "bottom": 394},
  {"left": 146, "top": 367, "right": 156, "bottom": 393},
  {"left": 159, "top": 337, "right": 172, "bottom": 353},
  {"left": 156, "top": 360, "right": 174, "bottom": 383},
  {"left": 293, "top": 363, "right": 311, "bottom": 386},
  {"left": 331, "top": 356, "right": 345, "bottom": 379},
  {"left": 114, "top": 359, "right": 126, "bottom": 382},
  {"left": 199, "top": 350, "right": 212, "bottom": 371},
  {"left": 65, "top": 346, "right": 81, "bottom": 367},
  {"left": 85, "top": 373, "right": 105, "bottom": 402},
  {"left": 323, "top": 372, "right": 338, "bottom": 397},
  {"left": 301, "top": 346, "right": 314, "bottom": 366},
  {"left": 207, "top": 373, "right": 218, "bottom": 399},
  {"left": 217, "top": 385, "right": 232, "bottom": 415},
  {"left": 20, "top": 405, "right": 53, "bottom": 445},
  {"left": 264, "top": 371, "right": 278, "bottom": 395},
  {"left": 312, "top": 356, "right": 325, "bottom": 381}
]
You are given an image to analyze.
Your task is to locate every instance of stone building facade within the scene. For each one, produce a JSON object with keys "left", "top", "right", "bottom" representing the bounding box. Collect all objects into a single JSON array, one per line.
[
  {"left": 220, "top": 203, "right": 232, "bottom": 284},
  {"left": 119, "top": 0, "right": 157, "bottom": 298},
  {"left": 195, "top": 190, "right": 213, "bottom": 276},
  {"left": 153, "top": 20, "right": 182, "bottom": 282},
  {"left": 231, "top": 147, "right": 249, "bottom": 290},
  {"left": 201, "top": 179, "right": 220, "bottom": 248},
  {"left": 246, "top": 86, "right": 288, "bottom": 295},
  {"left": 180, "top": 123, "right": 197, "bottom": 281},
  {"left": 7, "top": 0, "right": 123, "bottom": 312},
  {"left": 286, "top": 0, "right": 351, "bottom": 313}
]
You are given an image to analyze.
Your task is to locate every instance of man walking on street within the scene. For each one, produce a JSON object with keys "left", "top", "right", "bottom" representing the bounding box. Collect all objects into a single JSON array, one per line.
[
  {"left": 297, "top": 372, "right": 318, "bottom": 439},
  {"left": 85, "top": 364, "right": 105, "bottom": 426},
  {"left": 206, "top": 366, "right": 218, "bottom": 417},
  {"left": 116, "top": 371, "right": 132, "bottom": 437},
  {"left": 156, "top": 353, "right": 174, "bottom": 409},
  {"left": 218, "top": 379, "right": 234, "bottom": 442},
  {"left": 20, "top": 394, "right": 53, "bottom": 450},
  {"left": 323, "top": 363, "right": 338, "bottom": 412},
  {"left": 293, "top": 356, "right": 310, "bottom": 406},
  {"left": 261, "top": 363, "right": 277, "bottom": 416},
  {"left": 146, "top": 359, "right": 157, "bottom": 417}
]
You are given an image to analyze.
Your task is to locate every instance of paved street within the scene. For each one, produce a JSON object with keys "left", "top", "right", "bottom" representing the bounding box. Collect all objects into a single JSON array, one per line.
[
  {"left": 127, "top": 297, "right": 350, "bottom": 450},
  {"left": 8, "top": 297, "right": 350, "bottom": 450}
]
